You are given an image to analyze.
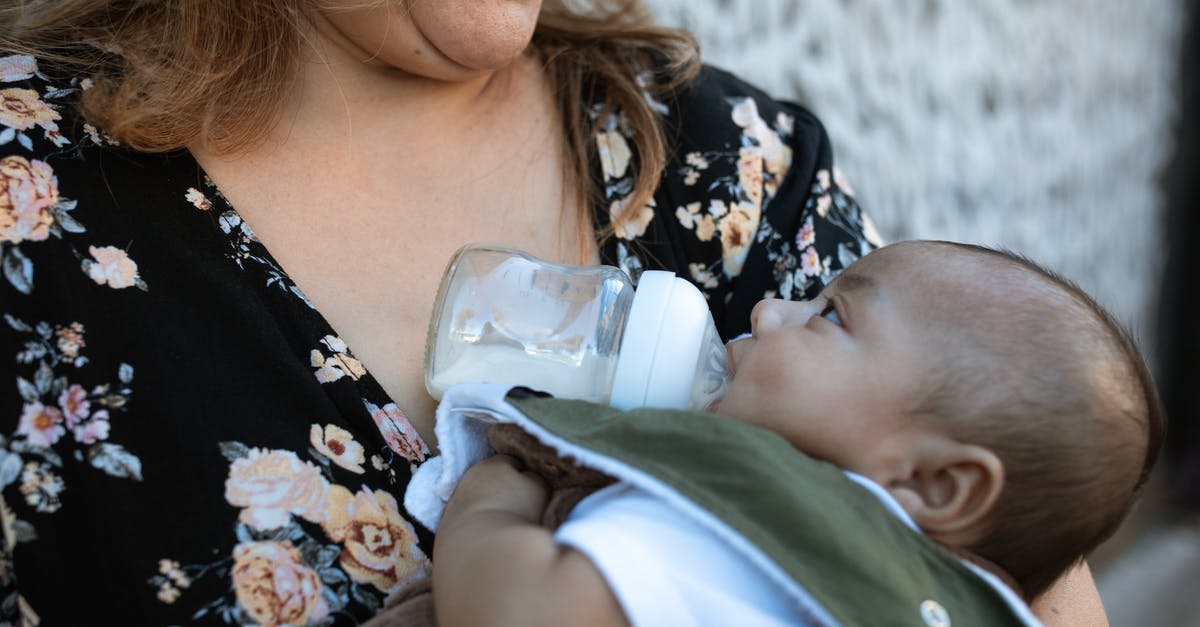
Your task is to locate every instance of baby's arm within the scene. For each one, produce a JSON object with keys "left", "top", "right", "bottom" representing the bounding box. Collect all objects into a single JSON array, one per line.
[{"left": 433, "top": 454, "right": 630, "bottom": 627}]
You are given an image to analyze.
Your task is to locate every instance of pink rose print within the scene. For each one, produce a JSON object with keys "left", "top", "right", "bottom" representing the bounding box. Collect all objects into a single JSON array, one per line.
[
  {"left": 16, "top": 401, "right": 64, "bottom": 447},
  {"left": 58, "top": 383, "right": 89, "bottom": 428},
  {"left": 366, "top": 401, "right": 428, "bottom": 463}
]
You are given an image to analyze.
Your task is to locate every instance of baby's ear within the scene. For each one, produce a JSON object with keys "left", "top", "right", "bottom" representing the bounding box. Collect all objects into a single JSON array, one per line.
[{"left": 883, "top": 437, "right": 1004, "bottom": 544}]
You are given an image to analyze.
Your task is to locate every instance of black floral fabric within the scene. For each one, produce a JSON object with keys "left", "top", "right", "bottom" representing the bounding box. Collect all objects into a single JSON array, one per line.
[{"left": 0, "top": 54, "right": 879, "bottom": 626}]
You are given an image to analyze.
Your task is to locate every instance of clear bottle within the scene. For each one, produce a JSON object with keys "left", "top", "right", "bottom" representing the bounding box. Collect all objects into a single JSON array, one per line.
[{"left": 424, "top": 244, "right": 731, "bottom": 411}]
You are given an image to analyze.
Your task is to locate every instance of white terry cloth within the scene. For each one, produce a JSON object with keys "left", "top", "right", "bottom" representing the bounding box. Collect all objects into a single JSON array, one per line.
[{"left": 403, "top": 382, "right": 516, "bottom": 531}]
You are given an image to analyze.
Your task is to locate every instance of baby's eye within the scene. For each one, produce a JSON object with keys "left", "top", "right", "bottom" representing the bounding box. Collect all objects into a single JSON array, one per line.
[{"left": 820, "top": 303, "right": 841, "bottom": 326}]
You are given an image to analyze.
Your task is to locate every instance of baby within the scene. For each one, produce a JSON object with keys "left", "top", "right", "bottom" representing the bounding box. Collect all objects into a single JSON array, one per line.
[{"left": 428, "top": 240, "right": 1163, "bottom": 626}]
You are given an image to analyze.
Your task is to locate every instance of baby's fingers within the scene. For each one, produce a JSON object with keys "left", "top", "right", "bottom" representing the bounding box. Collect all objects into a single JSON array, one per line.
[{"left": 447, "top": 454, "right": 549, "bottom": 522}]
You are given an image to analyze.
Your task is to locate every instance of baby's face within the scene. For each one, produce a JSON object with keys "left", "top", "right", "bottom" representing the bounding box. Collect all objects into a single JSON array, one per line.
[{"left": 716, "top": 244, "right": 936, "bottom": 473}]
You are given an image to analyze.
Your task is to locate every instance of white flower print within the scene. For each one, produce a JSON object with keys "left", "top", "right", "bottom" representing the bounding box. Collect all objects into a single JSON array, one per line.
[
  {"left": 718, "top": 201, "right": 762, "bottom": 278},
  {"left": 213, "top": 202, "right": 317, "bottom": 309},
  {"left": 815, "top": 194, "right": 831, "bottom": 218},
  {"left": 0, "top": 55, "right": 36, "bottom": 83},
  {"left": 861, "top": 210, "right": 885, "bottom": 248},
  {"left": 84, "top": 245, "right": 146, "bottom": 290},
  {"left": 321, "top": 336, "right": 347, "bottom": 353},
  {"left": 309, "top": 423, "right": 366, "bottom": 474},
  {"left": 728, "top": 97, "right": 792, "bottom": 207},
  {"left": 675, "top": 202, "right": 701, "bottom": 229},
  {"left": 833, "top": 167, "right": 855, "bottom": 196},
  {"left": 688, "top": 263, "right": 719, "bottom": 290},
  {"left": 0, "top": 77, "right": 69, "bottom": 149},
  {"left": 737, "top": 146, "right": 764, "bottom": 213},
  {"left": 681, "top": 152, "right": 709, "bottom": 187},
  {"left": 164, "top": 435, "right": 427, "bottom": 620},
  {"left": 730, "top": 98, "right": 759, "bottom": 129},
  {"left": 775, "top": 111, "right": 794, "bottom": 136},
  {"left": 610, "top": 197, "right": 655, "bottom": 241},
  {"left": 310, "top": 335, "right": 365, "bottom": 383},
  {"left": 596, "top": 130, "right": 632, "bottom": 181},
  {"left": 695, "top": 214, "right": 716, "bottom": 242},
  {"left": 224, "top": 448, "right": 330, "bottom": 531},
  {"left": 72, "top": 410, "right": 110, "bottom": 444},
  {"left": 0, "top": 88, "right": 58, "bottom": 133},
  {"left": 184, "top": 187, "right": 212, "bottom": 211},
  {"left": 19, "top": 461, "right": 64, "bottom": 513},
  {"left": 615, "top": 242, "right": 643, "bottom": 284},
  {"left": 81, "top": 123, "right": 116, "bottom": 146},
  {"left": 156, "top": 581, "right": 181, "bottom": 605},
  {"left": 55, "top": 323, "right": 85, "bottom": 361},
  {"left": 154, "top": 559, "right": 191, "bottom": 604}
]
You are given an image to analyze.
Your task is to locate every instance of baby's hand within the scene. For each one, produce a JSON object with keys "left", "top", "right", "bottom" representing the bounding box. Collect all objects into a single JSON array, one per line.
[
  {"left": 445, "top": 454, "right": 549, "bottom": 524},
  {"left": 434, "top": 454, "right": 628, "bottom": 627}
]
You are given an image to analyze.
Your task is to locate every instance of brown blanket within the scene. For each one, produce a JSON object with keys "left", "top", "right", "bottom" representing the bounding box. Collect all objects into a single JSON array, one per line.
[{"left": 364, "top": 424, "right": 615, "bottom": 627}]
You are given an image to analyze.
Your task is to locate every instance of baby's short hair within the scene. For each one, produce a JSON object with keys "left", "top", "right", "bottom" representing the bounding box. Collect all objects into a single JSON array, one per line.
[{"left": 902, "top": 241, "right": 1164, "bottom": 599}]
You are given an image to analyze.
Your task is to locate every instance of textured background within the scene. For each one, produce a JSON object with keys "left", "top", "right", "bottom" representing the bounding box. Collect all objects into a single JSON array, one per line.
[
  {"left": 641, "top": 0, "right": 1190, "bottom": 623},
  {"left": 645, "top": 0, "right": 1181, "bottom": 356}
]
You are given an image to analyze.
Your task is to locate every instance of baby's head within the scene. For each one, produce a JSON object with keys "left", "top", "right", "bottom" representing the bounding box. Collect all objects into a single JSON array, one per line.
[{"left": 718, "top": 240, "right": 1163, "bottom": 599}]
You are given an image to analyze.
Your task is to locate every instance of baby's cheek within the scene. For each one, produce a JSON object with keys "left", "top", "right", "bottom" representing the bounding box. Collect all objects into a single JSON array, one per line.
[{"left": 735, "top": 359, "right": 791, "bottom": 409}]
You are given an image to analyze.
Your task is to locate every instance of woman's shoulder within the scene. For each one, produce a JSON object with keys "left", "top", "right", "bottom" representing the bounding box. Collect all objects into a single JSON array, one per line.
[
  {"left": 601, "top": 62, "right": 881, "bottom": 338},
  {"left": 0, "top": 54, "right": 203, "bottom": 298},
  {"left": 0, "top": 53, "right": 144, "bottom": 217},
  {"left": 665, "top": 65, "right": 828, "bottom": 153},
  {"left": 0, "top": 54, "right": 120, "bottom": 161},
  {"left": 0, "top": 55, "right": 104, "bottom": 296},
  {"left": 0, "top": 53, "right": 161, "bottom": 197}
]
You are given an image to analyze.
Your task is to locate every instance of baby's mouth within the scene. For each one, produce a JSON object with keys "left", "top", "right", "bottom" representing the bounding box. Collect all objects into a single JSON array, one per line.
[{"left": 725, "top": 332, "right": 754, "bottom": 375}]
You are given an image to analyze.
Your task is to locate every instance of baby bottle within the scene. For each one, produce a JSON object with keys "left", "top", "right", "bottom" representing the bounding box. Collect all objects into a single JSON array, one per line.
[{"left": 424, "top": 244, "right": 731, "bottom": 411}]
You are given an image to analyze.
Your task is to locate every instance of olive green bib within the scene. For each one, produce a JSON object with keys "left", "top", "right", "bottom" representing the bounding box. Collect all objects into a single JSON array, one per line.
[{"left": 506, "top": 391, "right": 1032, "bottom": 627}]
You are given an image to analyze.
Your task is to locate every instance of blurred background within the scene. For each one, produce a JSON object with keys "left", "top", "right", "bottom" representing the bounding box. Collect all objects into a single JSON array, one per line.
[{"left": 641, "top": 0, "right": 1197, "bottom": 624}]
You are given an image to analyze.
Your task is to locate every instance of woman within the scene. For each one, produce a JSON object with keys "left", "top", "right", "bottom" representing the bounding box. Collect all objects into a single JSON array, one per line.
[{"left": 0, "top": 1, "right": 1104, "bottom": 624}]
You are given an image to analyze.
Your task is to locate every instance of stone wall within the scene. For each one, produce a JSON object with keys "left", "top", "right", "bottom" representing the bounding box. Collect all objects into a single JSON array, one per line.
[{"left": 645, "top": 0, "right": 1183, "bottom": 356}]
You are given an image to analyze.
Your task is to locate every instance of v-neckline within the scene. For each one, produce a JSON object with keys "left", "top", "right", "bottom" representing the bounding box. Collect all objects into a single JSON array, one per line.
[{"left": 186, "top": 153, "right": 438, "bottom": 450}]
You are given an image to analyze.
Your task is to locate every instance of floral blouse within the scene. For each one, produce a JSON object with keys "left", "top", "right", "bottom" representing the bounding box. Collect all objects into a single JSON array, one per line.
[{"left": 0, "top": 55, "right": 880, "bottom": 626}]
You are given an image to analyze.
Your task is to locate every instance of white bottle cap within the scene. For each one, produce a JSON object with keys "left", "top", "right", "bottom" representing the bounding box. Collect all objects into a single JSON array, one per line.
[{"left": 610, "top": 270, "right": 716, "bottom": 410}]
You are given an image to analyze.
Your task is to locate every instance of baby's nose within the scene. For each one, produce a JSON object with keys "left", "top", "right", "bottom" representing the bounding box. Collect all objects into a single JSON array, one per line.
[{"left": 750, "top": 299, "right": 822, "bottom": 335}]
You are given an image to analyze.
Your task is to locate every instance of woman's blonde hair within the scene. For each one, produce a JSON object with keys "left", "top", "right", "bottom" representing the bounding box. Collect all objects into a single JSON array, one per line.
[{"left": 0, "top": 0, "right": 699, "bottom": 242}]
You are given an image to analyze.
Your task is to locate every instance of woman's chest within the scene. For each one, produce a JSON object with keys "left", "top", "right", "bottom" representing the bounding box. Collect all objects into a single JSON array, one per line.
[{"left": 204, "top": 157, "right": 592, "bottom": 445}]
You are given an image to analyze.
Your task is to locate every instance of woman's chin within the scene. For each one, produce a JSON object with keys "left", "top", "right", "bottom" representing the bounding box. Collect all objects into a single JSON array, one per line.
[
  {"left": 412, "top": 0, "right": 541, "bottom": 74},
  {"left": 441, "top": 34, "right": 534, "bottom": 73}
]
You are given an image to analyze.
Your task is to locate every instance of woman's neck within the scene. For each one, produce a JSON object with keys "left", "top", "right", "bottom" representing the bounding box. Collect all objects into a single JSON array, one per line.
[{"left": 208, "top": 15, "right": 537, "bottom": 168}]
